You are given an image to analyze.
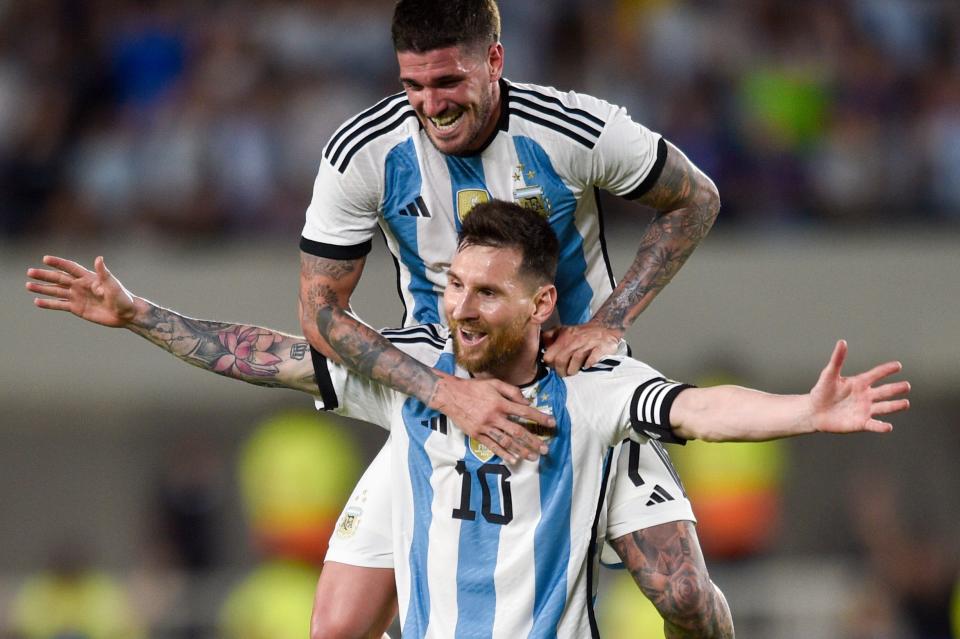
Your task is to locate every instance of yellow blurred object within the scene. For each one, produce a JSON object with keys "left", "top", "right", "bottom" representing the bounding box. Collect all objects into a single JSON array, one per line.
[
  {"left": 598, "top": 571, "right": 664, "bottom": 638},
  {"left": 219, "top": 560, "right": 320, "bottom": 639},
  {"left": 239, "top": 409, "right": 362, "bottom": 563},
  {"left": 951, "top": 574, "right": 959, "bottom": 638},
  {"left": 673, "top": 370, "right": 788, "bottom": 559},
  {"left": 10, "top": 570, "right": 143, "bottom": 639}
]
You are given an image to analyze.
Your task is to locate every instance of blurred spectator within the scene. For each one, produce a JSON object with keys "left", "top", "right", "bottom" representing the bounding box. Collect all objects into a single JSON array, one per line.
[
  {"left": 846, "top": 470, "right": 958, "bottom": 639},
  {"left": 8, "top": 541, "right": 144, "bottom": 639},
  {"left": 1, "top": 0, "right": 958, "bottom": 239}
]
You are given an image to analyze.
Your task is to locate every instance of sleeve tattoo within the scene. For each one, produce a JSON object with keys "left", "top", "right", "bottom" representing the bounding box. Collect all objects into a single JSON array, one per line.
[
  {"left": 300, "top": 254, "right": 440, "bottom": 404},
  {"left": 128, "top": 305, "right": 319, "bottom": 393},
  {"left": 592, "top": 142, "right": 720, "bottom": 332},
  {"left": 609, "top": 522, "right": 734, "bottom": 638}
]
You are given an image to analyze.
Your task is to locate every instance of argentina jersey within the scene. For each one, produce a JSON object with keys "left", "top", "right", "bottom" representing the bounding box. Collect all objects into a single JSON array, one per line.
[
  {"left": 301, "top": 79, "right": 667, "bottom": 328},
  {"left": 311, "top": 325, "right": 691, "bottom": 638}
]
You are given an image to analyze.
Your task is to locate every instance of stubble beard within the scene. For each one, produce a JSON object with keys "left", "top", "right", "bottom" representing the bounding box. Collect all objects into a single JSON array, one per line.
[
  {"left": 424, "top": 85, "right": 495, "bottom": 156},
  {"left": 451, "top": 315, "right": 528, "bottom": 377}
]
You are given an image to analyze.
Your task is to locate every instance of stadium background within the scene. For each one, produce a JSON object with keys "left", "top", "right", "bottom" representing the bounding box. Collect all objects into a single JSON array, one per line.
[{"left": 1, "top": 0, "right": 958, "bottom": 637}]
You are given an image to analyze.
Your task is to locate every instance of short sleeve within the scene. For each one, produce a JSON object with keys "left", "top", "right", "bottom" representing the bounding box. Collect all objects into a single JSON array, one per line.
[
  {"left": 300, "top": 154, "right": 381, "bottom": 259},
  {"left": 591, "top": 108, "right": 667, "bottom": 200},
  {"left": 568, "top": 356, "right": 691, "bottom": 445}
]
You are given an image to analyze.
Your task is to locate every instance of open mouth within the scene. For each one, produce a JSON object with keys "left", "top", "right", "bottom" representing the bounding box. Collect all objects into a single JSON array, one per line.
[
  {"left": 457, "top": 327, "right": 487, "bottom": 347},
  {"left": 428, "top": 110, "right": 464, "bottom": 133}
]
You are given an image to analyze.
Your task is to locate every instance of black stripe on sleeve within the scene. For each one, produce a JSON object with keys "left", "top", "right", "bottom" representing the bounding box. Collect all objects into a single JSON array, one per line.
[
  {"left": 623, "top": 137, "right": 668, "bottom": 200},
  {"left": 310, "top": 347, "right": 339, "bottom": 411},
  {"left": 629, "top": 380, "right": 693, "bottom": 444},
  {"left": 507, "top": 108, "right": 596, "bottom": 149},
  {"left": 300, "top": 237, "right": 372, "bottom": 260}
]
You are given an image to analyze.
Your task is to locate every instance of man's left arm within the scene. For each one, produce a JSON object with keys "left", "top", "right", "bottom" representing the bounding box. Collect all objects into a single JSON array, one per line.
[
  {"left": 609, "top": 521, "right": 734, "bottom": 639},
  {"left": 544, "top": 141, "right": 720, "bottom": 375}
]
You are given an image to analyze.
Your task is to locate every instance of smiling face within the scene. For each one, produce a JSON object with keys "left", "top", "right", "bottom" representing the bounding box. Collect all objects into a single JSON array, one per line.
[
  {"left": 397, "top": 43, "right": 503, "bottom": 156},
  {"left": 444, "top": 244, "right": 554, "bottom": 383}
]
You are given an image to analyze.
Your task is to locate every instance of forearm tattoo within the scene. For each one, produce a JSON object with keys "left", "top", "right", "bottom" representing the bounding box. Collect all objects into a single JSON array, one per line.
[
  {"left": 593, "top": 145, "right": 720, "bottom": 331},
  {"left": 301, "top": 255, "right": 439, "bottom": 404},
  {"left": 609, "top": 522, "right": 734, "bottom": 638},
  {"left": 128, "top": 306, "right": 317, "bottom": 392}
]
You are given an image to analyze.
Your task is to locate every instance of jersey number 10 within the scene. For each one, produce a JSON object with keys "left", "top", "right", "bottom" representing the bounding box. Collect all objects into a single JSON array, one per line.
[{"left": 451, "top": 460, "right": 514, "bottom": 525}]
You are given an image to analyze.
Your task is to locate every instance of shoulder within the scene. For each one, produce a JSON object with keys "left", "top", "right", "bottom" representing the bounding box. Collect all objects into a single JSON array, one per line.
[
  {"left": 379, "top": 323, "right": 449, "bottom": 363},
  {"left": 563, "top": 355, "right": 667, "bottom": 395},
  {"left": 321, "top": 91, "right": 419, "bottom": 175}
]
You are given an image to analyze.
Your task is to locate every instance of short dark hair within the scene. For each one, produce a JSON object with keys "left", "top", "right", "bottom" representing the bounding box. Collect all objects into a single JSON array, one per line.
[
  {"left": 392, "top": 0, "right": 500, "bottom": 54},
  {"left": 457, "top": 200, "right": 558, "bottom": 286}
]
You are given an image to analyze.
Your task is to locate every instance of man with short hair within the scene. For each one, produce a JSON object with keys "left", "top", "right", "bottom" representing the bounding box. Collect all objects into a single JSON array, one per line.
[
  {"left": 298, "top": 0, "right": 725, "bottom": 635},
  {"left": 29, "top": 202, "right": 910, "bottom": 638}
]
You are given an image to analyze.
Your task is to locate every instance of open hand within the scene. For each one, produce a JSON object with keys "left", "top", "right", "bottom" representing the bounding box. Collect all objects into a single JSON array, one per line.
[
  {"left": 26, "top": 256, "right": 141, "bottom": 328},
  {"left": 429, "top": 374, "right": 555, "bottom": 464},
  {"left": 810, "top": 340, "right": 910, "bottom": 434},
  {"left": 542, "top": 322, "right": 623, "bottom": 377}
]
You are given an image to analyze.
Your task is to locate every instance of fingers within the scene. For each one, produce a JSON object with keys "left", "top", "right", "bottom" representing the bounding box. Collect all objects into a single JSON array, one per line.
[
  {"left": 871, "top": 398, "right": 910, "bottom": 417},
  {"left": 474, "top": 432, "right": 518, "bottom": 465},
  {"left": 871, "top": 380, "right": 910, "bottom": 402},
  {"left": 26, "top": 267, "right": 64, "bottom": 285},
  {"left": 860, "top": 361, "right": 903, "bottom": 386},
  {"left": 823, "top": 339, "right": 847, "bottom": 379},
  {"left": 863, "top": 419, "right": 894, "bottom": 434},
  {"left": 94, "top": 256, "right": 111, "bottom": 280},
  {"left": 32, "top": 297, "right": 72, "bottom": 312},
  {"left": 25, "top": 281, "right": 68, "bottom": 298},
  {"left": 42, "top": 255, "right": 90, "bottom": 278}
]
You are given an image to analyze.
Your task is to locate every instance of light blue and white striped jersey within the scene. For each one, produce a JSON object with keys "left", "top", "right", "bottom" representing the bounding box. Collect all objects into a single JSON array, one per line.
[
  {"left": 300, "top": 79, "right": 665, "bottom": 327},
  {"left": 312, "top": 324, "right": 690, "bottom": 638}
]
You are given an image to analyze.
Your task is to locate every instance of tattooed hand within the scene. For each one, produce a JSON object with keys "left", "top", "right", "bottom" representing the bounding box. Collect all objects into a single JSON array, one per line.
[
  {"left": 26, "top": 255, "right": 147, "bottom": 328},
  {"left": 542, "top": 322, "right": 622, "bottom": 377},
  {"left": 28, "top": 255, "right": 319, "bottom": 393}
]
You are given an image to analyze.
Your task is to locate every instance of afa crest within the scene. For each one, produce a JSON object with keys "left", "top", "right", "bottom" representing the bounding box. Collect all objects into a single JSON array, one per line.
[
  {"left": 335, "top": 507, "right": 362, "bottom": 539},
  {"left": 512, "top": 185, "right": 550, "bottom": 218},
  {"left": 456, "top": 189, "right": 491, "bottom": 222},
  {"left": 468, "top": 437, "right": 495, "bottom": 463}
]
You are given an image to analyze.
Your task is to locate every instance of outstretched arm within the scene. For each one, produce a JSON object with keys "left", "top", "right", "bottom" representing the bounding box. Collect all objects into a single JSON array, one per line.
[
  {"left": 300, "top": 251, "right": 553, "bottom": 464},
  {"left": 544, "top": 141, "right": 720, "bottom": 375},
  {"left": 670, "top": 340, "right": 911, "bottom": 442},
  {"left": 27, "top": 256, "right": 318, "bottom": 393}
]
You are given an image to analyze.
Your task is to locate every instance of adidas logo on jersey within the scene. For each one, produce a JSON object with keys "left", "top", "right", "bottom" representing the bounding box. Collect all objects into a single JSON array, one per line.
[
  {"left": 399, "top": 196, "right": 431, "bottom": 218},
  {"left": 421, "top": 415, "right": 448, "bottom": 434},
  {"left": 646, "top": 485, "right": 675, "bottom": 507}
]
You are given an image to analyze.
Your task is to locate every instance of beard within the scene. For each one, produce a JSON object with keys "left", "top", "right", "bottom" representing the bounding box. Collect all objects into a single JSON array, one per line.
[
  {"left": 450, "top": 314, "right": 528, "bottom": 376},
  {"left": 423, "top": 86, "right": 496, "bottom": 156}
]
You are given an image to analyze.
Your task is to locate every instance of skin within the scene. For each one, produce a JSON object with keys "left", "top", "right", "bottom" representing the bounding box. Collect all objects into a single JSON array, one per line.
[{"left": 29, "top": 253, "right": 909, "bottom": 639}]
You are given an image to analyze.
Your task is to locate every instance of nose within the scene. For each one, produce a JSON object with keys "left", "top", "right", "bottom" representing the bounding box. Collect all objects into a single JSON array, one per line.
[
  {"left": 450, "top": 290, "right": 477, "bottom": 322},
  {"left": 421, "top": 88, "right": 445, "bottom": 117}
]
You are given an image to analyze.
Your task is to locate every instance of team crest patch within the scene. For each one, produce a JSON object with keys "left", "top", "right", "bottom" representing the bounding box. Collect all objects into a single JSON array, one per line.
[
  {"left": 468, "top": 437, "right": 496, "bottom": 463},
  {"left": 456, "top": 189, "right": 490, "bottom": 222},
  {"left": 335, "top": 507, "right": 362, "bottom": 539},
  {"left": 512, "top": 185, "right": 550, "bottom": 217}
]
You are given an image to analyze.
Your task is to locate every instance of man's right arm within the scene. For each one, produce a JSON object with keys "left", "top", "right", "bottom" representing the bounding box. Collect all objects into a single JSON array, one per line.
[{"left": 298, "top": 251, "right": 552, "bottom": 463}]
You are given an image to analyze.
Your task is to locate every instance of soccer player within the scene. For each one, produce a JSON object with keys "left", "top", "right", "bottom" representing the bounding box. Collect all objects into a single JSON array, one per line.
[
  {"left": 28, "top": 202, "right": 910, "bottom": 638},
  {"left": 298, "top": 0, "right": 724, "bottom": 635}
]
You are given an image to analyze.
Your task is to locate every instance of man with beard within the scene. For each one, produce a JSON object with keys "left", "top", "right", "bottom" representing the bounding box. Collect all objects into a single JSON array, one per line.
[
  {"left": 28, "top": 201, "right": 910, "bottom": 638},
  {"left": 298, "top": 0, "right": 725, "bottom": 635}
]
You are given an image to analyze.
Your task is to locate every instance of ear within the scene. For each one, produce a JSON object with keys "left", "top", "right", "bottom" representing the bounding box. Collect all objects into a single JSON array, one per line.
[
  {"left": 530, "top": 284, "right": 557, "bottom": 326},
  {"left": 487, "top": 42, "right": 504, "bottom": 82}
]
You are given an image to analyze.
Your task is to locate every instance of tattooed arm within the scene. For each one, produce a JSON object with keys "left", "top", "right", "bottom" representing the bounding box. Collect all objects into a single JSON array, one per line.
[
  {"left": 609, "top": 521, "right": 734, "bottom": 639},
  {"left": 298, "top": 251, "right": 553, "bottom": 464},
  {"left": 543, "top": 141, "right": 720, "bottom": 375},
  {"left": 26, "top": 256, "right": 317, "bottom": 394}
]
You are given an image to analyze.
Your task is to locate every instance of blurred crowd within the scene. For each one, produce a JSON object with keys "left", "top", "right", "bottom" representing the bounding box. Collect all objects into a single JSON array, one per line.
[{"left": 1, "top": 0, "right": 958, "bottom": 240}]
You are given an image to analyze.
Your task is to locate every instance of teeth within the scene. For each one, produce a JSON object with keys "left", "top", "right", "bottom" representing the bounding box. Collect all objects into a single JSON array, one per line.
[{"left": 430, "top": 111, "right": 463, "bottom": 129}]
